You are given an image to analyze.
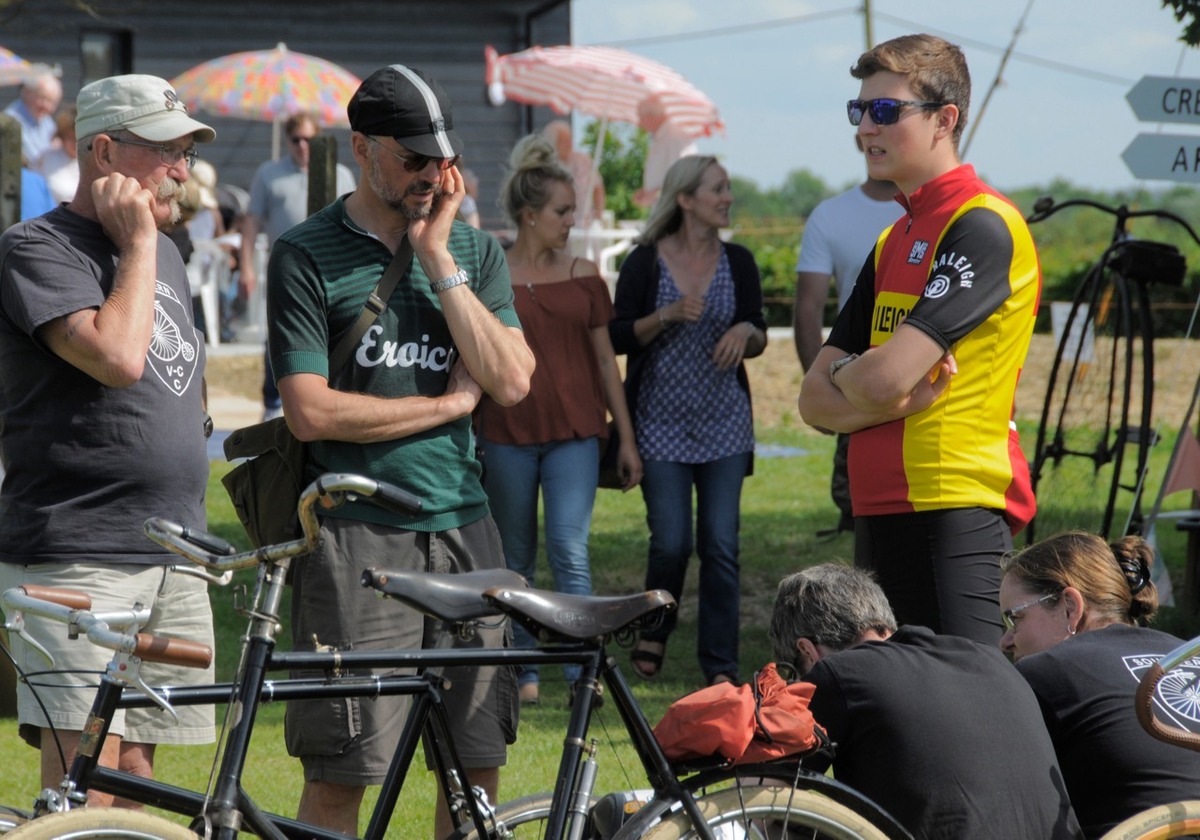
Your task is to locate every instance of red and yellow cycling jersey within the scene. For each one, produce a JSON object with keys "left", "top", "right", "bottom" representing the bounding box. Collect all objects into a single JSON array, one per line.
[{"left": 827, "top": 164, "right": 1040, "bottom": 529}]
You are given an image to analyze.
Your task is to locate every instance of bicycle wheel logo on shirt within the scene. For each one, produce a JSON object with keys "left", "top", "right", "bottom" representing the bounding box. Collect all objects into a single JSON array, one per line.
[
  {"left": 148, "top": 281, "right": 200, "bottom": 396},
  {"left": 1124, "top": 654, "right": 1200, "bottom": 729}
]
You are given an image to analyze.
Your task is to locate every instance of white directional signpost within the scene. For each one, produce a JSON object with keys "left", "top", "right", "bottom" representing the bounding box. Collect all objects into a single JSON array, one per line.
[
  {"left": 1125, "top": 76, "right": 1200, "bottom": 606},
  {"left": 1124, "top": 75, "right": 1200, "bottom": 182}
]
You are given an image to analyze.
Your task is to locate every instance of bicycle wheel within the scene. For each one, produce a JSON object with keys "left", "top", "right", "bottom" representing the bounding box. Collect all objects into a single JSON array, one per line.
[
  {"left": 621, "top": 785, "right": 894, "bottom": 840},
  {"left": 1, "top": 808, "right": 195, "bottom": 839},
  {"left": 1100, "top": 800, "right": 1200, "bottom": 839},
  {"left": 1027, "top": 259, "right": 1151, "bottom": 544},
  {"left": 445, "top": 792, "right": 573, "bottom": 840},
  {"left": 0, "top": 805, "right": 32, "bottom": 834}
]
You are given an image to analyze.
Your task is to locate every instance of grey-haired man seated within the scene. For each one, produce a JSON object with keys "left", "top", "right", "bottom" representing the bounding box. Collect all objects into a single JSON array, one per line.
[{"left": 769, "top": 564, "right": 1081, "bottom": 840}]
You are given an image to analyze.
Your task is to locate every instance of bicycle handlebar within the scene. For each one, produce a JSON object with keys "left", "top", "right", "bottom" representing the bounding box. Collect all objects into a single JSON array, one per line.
[
  {"left": 144, "top": 472, "right": 424, "bottom": 573},
  {"left": 129, "top": 632, "right": 213, "bottom": 668},
  {"left": 1, "top": 587, "right": 213, "bottom": 670},
  {"left": 1133, "top": 635, "right": 1200, "bottom": 751},
  {"left": 16, "top": 584, "right": 92, "bottom": 611},
  {"left": 1026, "top": 195, "right": 1200, "bottom": 249}
]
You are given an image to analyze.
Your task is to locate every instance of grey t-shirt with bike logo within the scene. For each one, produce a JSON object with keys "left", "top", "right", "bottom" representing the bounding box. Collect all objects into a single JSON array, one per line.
[{"left": 0, "top": 205, "right": 208, "bottom": 564}]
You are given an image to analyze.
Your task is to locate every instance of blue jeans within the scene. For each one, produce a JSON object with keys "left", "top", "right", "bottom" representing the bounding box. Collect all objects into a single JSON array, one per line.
[
  {"left": 640, "top": 452, "right": 751, "bottom": 683},
  {"left": 480, "top": 435, "right": 600, "bottom": 685}
]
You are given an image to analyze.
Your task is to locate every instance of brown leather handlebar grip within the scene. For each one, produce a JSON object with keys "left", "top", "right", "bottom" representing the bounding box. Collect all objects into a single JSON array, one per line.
[
  {"left": 133, "top": 633, "right": 213, "bottom": 669},
  {"left": 1135, "top": 661, "right": 1200, "bottom": 752},
  {"left": 18, "top": 585, "right": 92, "bottom": 611}
]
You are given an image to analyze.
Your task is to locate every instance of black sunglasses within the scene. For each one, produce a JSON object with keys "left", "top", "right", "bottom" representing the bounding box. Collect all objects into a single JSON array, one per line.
[
  {"left": 367, "top": 136, "right": 460, "bottom": 173},
  {"left": 847, "top": 98, "right": 945, "bottom": 126}
]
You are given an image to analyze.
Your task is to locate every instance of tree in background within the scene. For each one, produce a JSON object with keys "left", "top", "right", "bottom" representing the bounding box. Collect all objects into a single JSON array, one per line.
[
  {"left": 1163, "top": 0, "right": 1200, "bottom": 44},
  {"left": 581, "top": 120, "right": 647, "bottom": 222}
]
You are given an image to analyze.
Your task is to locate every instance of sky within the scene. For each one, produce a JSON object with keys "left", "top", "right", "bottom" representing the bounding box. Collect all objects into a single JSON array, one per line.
[{"left": 570, "top": 0, "right": 1199, "bottom": 194}]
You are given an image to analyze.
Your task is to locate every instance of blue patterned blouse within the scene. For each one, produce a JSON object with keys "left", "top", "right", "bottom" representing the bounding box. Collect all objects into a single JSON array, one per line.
[{"left": 635, "top": 250, "right": 755, "bottom": 464}]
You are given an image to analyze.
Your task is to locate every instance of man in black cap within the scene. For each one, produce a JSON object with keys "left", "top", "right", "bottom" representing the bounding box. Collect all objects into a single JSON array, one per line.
[{"left": 266, "top": 64, "right": 534, "bottom": 835}]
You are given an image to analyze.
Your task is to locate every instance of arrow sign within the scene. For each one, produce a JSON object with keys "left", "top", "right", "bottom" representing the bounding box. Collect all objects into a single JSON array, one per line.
[
  {"left": 1122, "top": 133, "right": 1200, "bottom": 182},
  {"left": 1127, "top": 75, "right": 1200, "bottom": 124}
]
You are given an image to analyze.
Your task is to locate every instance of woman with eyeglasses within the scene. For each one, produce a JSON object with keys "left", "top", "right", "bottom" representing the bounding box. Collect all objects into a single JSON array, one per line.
[
  {"left": 1000, "top": 531, "right": 1200, "bottom": 838},
  {"left": 475, "top": 133, "right": 641, "bottom": 707},
  {"left": 609, "top": 154, "right": 767, "bottom": 687}
]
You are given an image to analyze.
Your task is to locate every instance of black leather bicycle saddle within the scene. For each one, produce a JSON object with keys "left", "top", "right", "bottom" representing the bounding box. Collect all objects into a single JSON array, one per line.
[
  {"left": 482, "top": 587, "right": 676, "bottom": 641},
  {"left": 361, "top": 567, "right": 527, "bottom": 621}
]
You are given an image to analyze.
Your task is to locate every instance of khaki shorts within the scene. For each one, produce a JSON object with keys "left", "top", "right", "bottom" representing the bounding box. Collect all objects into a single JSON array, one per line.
[
  {"left": 0, "top": 562, "right": 216, "bottom": 748},
  {"left": 284, "top": 515, "right": 518, "bottom": 786}
]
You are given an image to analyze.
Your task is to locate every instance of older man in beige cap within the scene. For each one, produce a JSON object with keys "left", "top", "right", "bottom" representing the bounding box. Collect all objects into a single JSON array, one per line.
[{"left": 0, "top": 74, "right": 217, "bottom": 804}]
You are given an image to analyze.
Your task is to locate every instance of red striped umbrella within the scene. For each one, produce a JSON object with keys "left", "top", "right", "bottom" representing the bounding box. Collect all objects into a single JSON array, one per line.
[{"left": 485, "top": 45, "right": 723, "bottom": 139}]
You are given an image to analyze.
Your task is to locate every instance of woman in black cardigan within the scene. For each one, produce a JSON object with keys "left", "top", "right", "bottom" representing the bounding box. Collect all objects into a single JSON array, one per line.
[{"left": 609, "top": 154, "right": 767, "bottom": 686}]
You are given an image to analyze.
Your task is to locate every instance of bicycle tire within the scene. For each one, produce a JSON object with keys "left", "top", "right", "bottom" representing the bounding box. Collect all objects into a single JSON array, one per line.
[
  {"left": 1027, "top": 259, "right": 1151, "bottom": 544},
  {"left": 1100, "top": 800, "right": 1200, "bottom": 839},
  {"left": 0, "top": 805, "right": 32, "bottom": 834},
  {"left": 1, "top": 808, "right": 196, "bottom": 839},
  {"left": 444, "top": 791, "right": 578, "bottom": 840},
  {"left": 615, "top": 784, "right": 895, "bottom": 840}
]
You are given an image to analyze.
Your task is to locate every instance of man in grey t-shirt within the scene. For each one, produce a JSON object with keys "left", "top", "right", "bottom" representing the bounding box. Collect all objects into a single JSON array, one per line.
[{"left": 0, "top": 74, "right": 217, "bottom": 803}]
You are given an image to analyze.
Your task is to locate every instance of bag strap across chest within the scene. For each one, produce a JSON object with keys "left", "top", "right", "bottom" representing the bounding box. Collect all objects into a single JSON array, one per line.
[{"left": 329, "top": 235, "right": 414, "bottom": 372}]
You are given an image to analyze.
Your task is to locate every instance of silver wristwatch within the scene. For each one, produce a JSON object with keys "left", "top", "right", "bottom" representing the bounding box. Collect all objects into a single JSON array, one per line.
[{"left": 430, "top": 268, "right": 469, "bottom": 294}]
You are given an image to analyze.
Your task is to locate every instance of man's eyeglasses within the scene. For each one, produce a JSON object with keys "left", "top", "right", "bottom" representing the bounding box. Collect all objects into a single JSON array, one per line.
[
  {"left": 847, "top": 98, "right": 945, "bottom": 127},
  {"left": 290, "top": 135, "right": 313, "bottom": 146},
  {"left": 1001, "top": 592, "right": 1059, "bottom": 633},
  {"left": 367, "top": 136, "right": 460, "bottom": 173},
  {"left": 109, "top": 136, "right": 198, "bottom": 170}
]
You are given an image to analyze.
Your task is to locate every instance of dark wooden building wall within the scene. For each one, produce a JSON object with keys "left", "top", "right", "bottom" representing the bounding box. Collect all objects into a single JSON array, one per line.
[{"left": 0, "top": 0, "right": 570, "bottom": 229}]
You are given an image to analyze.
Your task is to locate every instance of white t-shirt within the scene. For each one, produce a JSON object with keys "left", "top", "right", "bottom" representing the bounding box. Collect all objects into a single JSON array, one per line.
[
  {"left": 795, "top": 184, "right": 902, "bottom": 311},
  {"left": 642, "top": 122, "right": 697, "bottom": 195},
  {"left": 36, "top": 147, "right": 78, "bottom": 205}
]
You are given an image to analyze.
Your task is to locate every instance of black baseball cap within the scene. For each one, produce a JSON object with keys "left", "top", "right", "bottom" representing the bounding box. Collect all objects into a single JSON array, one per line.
[{"left": 348, "top": 64, "right": 463, "bottom": 159}]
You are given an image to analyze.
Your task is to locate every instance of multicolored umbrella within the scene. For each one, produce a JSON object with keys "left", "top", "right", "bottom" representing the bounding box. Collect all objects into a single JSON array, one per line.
[
  {"left": 485, "top": 44, "right": 723, "bottom": 140},
  {"left": 0, "top": 47, "right": 32, "bottom": 88},
  {"left": 170, "top": 42, "right": 361, "bottom": 159}
]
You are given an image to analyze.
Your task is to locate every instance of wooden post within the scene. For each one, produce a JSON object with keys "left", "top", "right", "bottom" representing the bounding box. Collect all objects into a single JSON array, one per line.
[
  {"left": 0, "top": 114, "right": 22, "bottom": 233},
  {"left": 308, "top": 135, "right": 338, "bottom": 217}
]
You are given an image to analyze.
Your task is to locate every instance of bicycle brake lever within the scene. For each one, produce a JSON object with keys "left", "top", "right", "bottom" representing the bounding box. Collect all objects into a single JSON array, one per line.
[
  {"left": 170, "top": 564, "right": 234, "bottom": 587},
  {"left": 129, "top": 667, "right": 180, "bottom": 725},
  {"left": 4, "top": 612, "right": 56, "bottom": 666}
]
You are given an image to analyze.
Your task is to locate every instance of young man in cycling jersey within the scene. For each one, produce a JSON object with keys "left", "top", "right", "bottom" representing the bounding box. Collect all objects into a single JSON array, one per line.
[{"left": 798, "top": 33, "right": 1039, "bottom": 645}]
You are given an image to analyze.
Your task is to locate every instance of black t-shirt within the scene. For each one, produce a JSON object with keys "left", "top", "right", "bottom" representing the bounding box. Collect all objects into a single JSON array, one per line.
[
  {"left": 803, "top": 626, "right": 1080, "bottom": 840},
  {"left": 1017, "top": 624, "right": 1200, "bottom": 838},
  {"left": 0, "top": 206, "right": 208, "bottom": 562}
]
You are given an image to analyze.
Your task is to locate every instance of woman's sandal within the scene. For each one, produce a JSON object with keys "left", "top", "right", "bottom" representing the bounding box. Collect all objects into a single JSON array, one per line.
[{"left": 630, "top": 639, "right": 666, "bottom": 679}]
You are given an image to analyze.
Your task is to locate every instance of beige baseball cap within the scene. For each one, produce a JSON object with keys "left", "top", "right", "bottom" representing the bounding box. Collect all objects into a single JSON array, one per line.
[{"left": 75, "top": 74, "right": 215, "bottom": 143}]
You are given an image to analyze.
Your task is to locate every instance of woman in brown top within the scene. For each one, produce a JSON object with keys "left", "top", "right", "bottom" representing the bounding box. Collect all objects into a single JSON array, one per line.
[{"left": 476, "top": 133, "right": 641, "bottom": 706}]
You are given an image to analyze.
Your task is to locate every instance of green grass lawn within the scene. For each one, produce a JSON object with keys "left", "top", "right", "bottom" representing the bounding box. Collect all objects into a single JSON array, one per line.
[{"left": 1, "top": 423, "right": 1198, "bottom": 837}]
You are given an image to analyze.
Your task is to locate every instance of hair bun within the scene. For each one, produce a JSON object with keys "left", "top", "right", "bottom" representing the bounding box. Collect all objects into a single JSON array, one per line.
[
  {"left": 509, "top": 134, "right": 558, "bottom": 172},
  {"left": 1111, "top": 537, "right": 1152, "bottom": 595}
]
